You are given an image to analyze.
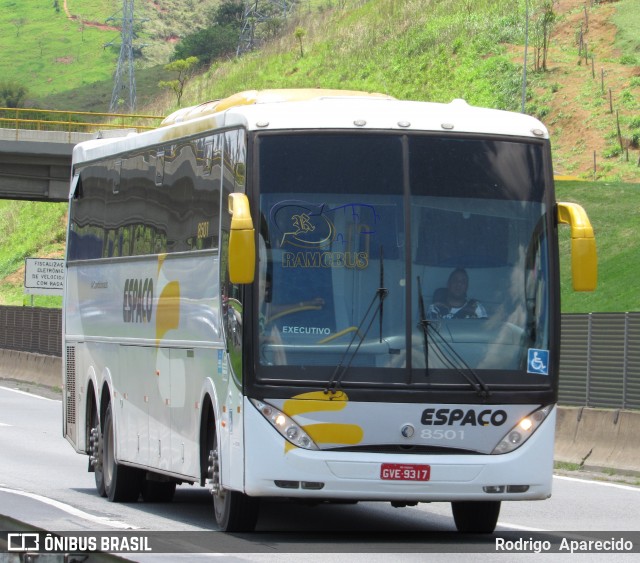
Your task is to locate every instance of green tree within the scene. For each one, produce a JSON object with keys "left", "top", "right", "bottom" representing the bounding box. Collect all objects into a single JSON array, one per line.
[
  {"left": 12, "top": 18, "right": 26, "bottom": 37},
  {"left": 173, "top": 0, "right": 243, "bottom": 63},
  {"left": 532, "top": 0, "right": 555, "bottom": 72},
  {"left": 158, "top": 57, "right": 199, "bottom": 106},
  {"left": 294, "top": 27, "right": 306, "bottom": 58},
  {"left": 214, "top": 0, "right": 244, "bottom": 27},
  {"left": 173, "top": 26, "right": 238, "bottom": 64}
]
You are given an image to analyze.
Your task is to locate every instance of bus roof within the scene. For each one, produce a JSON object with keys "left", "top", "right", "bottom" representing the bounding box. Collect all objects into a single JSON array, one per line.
[
  {"left": 159, "top": 89, "right": 394, "bottom": 125},
  {"left": 72, "top": 89, "right": 549, "bottom": 166}
]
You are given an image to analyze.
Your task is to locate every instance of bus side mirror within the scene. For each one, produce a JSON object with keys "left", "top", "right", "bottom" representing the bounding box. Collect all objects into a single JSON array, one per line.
[
  {"left": 228, "top": 193, "right": 256, "bottom": 284},
  {"left": 557, "top": 202, "right": 597, "bottom": 292}
]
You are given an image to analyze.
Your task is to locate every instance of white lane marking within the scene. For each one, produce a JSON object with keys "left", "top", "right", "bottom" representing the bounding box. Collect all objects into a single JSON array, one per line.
[
  {"left": 490, "top": 475, "right": 640, "bottom": 532},
  {"left": 554, "top": 474, "right": 640, "bottom": 492},
  {"left": 497, "top": 522, "right": 546, "bottom": 532},
  {"left": 0, "top": 486, "right": 139, "bottom": 530},
  {"left": 0, "top": 423, "right": 11, "bottom": 427},
  {"left": 0, "top": 386, "right": 59, "bottom": 402}
]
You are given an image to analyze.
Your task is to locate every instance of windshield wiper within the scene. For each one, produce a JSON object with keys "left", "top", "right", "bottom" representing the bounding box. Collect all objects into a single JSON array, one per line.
[
  {"left": 417, "top": 276, "right": 430, "bottom": 375},
  {"left": 325, "top": 248, "right": 388, "bottom": 395},
  {"left": 378, "top": 246, "right": 385, "bottom": 343},
  {"left": 417, "top": 281, "right": 491, "bottom": 400}
]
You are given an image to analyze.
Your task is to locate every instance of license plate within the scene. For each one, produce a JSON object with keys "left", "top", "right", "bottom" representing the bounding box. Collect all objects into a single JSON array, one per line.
[{"left": 380, "top": 463, "right": 431, "bottom": 481}]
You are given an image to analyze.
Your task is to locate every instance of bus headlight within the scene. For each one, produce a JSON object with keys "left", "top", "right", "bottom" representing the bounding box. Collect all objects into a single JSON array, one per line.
[
  {"left": 250, "top": 399, "right": 318, "bottom": 450},
  {"left": 491, "top": 405, "right": 552, "bottom": 454}
]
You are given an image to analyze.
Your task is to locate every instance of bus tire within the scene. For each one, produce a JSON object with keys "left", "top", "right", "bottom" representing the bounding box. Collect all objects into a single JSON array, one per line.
[
  {"left": 89, "top": 404, "right": 106, "bottom": 497},
  {"left": 209, "top": 446, "right": 259, "bottom": 532},
  {"left": 451, "top": 500, "right": 501, "bottom": 533},
  {"left": 103, "top": 403, "right": 142, "bottom": 503},
  {"left": 214, "top": 488, "right": 260, "bottom": 532}
]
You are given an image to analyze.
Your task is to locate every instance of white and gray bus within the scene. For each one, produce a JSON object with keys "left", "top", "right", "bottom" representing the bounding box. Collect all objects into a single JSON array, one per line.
[{"left": 62, "top": 89, "right": 597, "bottom": 533}]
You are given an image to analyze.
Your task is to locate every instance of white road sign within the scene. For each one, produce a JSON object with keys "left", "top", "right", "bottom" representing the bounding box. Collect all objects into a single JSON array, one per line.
[{"left": 24, "top": 258, "right": 64, "bottom": 296}]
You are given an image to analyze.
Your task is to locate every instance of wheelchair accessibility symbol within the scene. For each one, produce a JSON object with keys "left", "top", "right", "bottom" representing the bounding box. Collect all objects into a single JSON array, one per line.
[{"left": 527, "top": 349, "right": 549, "bottom": 375}]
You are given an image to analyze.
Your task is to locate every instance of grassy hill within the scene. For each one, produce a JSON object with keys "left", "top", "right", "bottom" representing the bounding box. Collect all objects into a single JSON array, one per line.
[
  {"left": 154, "top": 0, "right": 640, "bottom": 183},
  {"left": 0, "top": 0, "right": 218, "bottom": 107},
  {"left": 0, "top": 0, "right": 638, "bottom": 311},
  {"left": 0, "top": 0, "right": 116, "bottom": 102},
  {"left": 0, "top": 200, "right": 66, "bottom": 307},
  {"left": 557, "top": 180, "right": 640, "bottom": 313},
  {"left": 2, "top": 0, "right": 638, "bottom": 179}
]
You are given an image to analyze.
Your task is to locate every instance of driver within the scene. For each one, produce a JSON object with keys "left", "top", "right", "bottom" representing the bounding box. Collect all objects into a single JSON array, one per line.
[{"left": 427, "top": 268, "right": 487, "bottom": 320}]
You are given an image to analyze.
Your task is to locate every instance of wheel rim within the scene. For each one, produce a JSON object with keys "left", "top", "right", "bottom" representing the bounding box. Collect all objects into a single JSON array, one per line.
[
  {"left": 210, "top": 447, "right": 227, "bottom": 522},
  {"left": 104, "top": 413, "right": 114, "bottom": 490},
  {"left": 213, "top": 487, "right": 227, "bottom": 522}
]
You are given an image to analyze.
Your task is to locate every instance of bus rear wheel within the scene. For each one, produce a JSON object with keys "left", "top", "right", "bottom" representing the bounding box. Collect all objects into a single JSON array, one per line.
[
  {"left": 103, "top": 403, "right": 142, "bottom": 502},
  {"left": 209, "top": 448, "right": 259, "bottom": 532},
  {"left": 89, "top": 405, "right": 106, "bottom": 497},
  {"left": 451, "top": 500, "right": 501, "bottom": 533}
]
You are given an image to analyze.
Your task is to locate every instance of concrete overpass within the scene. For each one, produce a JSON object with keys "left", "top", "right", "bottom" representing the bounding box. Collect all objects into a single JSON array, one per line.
[
  {"left": 0, "top": 129, "right": 94, "bottom": 202},
  {"left": 0, "top": 109, "right": 163, "bottom": 202}
]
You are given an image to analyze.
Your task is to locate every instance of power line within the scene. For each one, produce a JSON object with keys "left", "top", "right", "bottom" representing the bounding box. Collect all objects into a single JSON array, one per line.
[
  {"left": 237, "top": 0, "right": 295, "bottom": 56},
  {"left": 108, "top": 0, "right": 138, "bottom": 113}
]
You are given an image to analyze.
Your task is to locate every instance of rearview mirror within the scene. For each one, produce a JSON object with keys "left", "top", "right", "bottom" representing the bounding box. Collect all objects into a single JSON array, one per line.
[{"left": 228, "top": 193, "right": 255, "bottom": 284}]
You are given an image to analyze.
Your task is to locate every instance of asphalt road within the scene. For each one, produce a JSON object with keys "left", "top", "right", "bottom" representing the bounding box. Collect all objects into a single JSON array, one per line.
[{"left": 1, "top": 381, "right": 639, "bottom": 562}]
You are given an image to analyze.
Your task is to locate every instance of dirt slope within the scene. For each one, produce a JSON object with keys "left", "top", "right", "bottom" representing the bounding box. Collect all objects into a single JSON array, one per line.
[{"left": 538, "top": 0, "right": 639, "bottom": 180}]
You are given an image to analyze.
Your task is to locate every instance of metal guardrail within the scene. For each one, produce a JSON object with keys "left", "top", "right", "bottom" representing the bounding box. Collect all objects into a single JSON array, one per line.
[
  {"left": 0, "top": 306, "right": 61, "bottom": 357},
  {"left": 0, "top": 107, "right": 164, "bottom": 142},
  {"left": 559, "top": 313, "right": 640, "bottom": 410}
]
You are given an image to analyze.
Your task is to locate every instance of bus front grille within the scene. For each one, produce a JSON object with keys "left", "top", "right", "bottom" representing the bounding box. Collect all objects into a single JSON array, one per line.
[{"left": 327, "top": 444, "right": 481, "bottom": 455}]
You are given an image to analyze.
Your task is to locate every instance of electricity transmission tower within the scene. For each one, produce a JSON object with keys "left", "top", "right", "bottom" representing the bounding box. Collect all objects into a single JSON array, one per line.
[
  {"left": 237, "top": 0, "right": 294, "bottom": 56},
  {"left": 108, "top": 0, "right": 137, "bottom": 113}
]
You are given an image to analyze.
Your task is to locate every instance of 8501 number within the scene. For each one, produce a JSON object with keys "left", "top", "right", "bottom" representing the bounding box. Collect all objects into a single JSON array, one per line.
[{"left": 421, "top": 429, "right": 465, "bottom": 440}]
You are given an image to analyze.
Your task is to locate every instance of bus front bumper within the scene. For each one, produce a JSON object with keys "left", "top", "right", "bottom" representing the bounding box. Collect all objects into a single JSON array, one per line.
[{"left": 242, "top": 402, "right": 556, "bottom": 503}]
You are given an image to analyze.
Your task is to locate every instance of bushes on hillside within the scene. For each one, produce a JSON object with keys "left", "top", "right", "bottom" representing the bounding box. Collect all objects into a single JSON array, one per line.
[
  {"left": 0, "top": 81, "right": 28, "bottom": 108},
  {"left": 172, "top": 0, "right": 243, "bottom": 64},
  {"left": 173, "top": 25, "right": 239, "bottom": 64},
  {"left": 172, "top": 0, "right": 295, "bottom": 64}
]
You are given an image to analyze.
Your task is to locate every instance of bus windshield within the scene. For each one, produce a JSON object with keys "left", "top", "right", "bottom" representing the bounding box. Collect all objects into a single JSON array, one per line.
[{"left": 255, "top": 133, "right": 553, "bottom": 390}]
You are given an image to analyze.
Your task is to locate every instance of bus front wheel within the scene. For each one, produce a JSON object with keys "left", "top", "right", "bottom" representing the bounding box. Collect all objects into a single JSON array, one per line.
[
  {"left": 209, "top": 448, "right": 259, "bottom": 532},
  {"left": 451, "top": 500, "right": 501, "bottom": 533}
]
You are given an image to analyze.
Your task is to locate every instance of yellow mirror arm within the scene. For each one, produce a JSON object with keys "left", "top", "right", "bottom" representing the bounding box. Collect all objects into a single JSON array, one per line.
[{"left": 557, "top": 202, "right": 597, "bottom": 292}]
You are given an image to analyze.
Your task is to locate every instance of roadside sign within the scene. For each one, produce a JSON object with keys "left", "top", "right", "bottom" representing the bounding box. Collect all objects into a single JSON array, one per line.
[{"left": 24, "top": 258, "right": 64, "bottom": 296}]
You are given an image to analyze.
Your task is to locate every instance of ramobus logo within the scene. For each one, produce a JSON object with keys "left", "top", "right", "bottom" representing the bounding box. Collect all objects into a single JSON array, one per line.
[
  {"left": 123, "top": 278, "right": 154, "bottom": 323},
  {"left": 421, "top": 408, "right": 508, "bottom": 427}
]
